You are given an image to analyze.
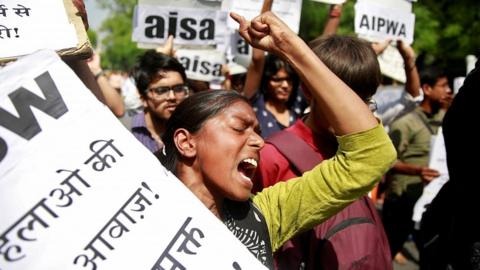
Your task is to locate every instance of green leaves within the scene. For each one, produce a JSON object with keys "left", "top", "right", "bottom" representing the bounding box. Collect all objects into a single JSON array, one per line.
[{"left": 96, "top": 0, "right": 143, "bottom": 71}]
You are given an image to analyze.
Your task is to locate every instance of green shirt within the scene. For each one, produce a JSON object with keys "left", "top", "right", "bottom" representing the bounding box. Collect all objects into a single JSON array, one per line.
[
  {"left": 252, "top": 123, "right": 396, "bottom": 252},
  {"left": 387, "top": 107, "right": 445, "bottom": 196}
]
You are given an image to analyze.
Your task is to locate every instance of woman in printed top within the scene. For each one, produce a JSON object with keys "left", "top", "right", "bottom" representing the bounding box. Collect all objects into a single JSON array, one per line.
[
  {"left": 241, "top": 0, "right": 307, "bottom": 139},
  {"left": 155, "top": 11, "right": 396, "bottom": 269}
]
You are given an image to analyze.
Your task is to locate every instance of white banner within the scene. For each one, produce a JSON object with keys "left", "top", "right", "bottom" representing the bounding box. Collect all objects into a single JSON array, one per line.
[
  {"left": 132, "top": 5, "right": 228, "bottom": 46},
  {"left": 139, "top": 0, "right": 222, "bottom": 9},
  {"left": 0, "top": 0, "right": 78, "bottom": 59},
  {"left": 222, "top": 0, "right": 303, "bottom": 34},
  {"left": 176, "top": 49, "right": 226, "bottom": 82},
  {"left": 357, "top": 0, "right": 412, "bottom": 12},
  {"left": 354, "top": 1, "right": 415, "bottom": 44},
  {"left": 0, "top": 50, "right": 266, "bottom": 270},
  {"left": 413, "top": 128, "right": 449, "bottom": 224},
  {"left": 309, "top": 0, "right": 345, "bottom": 4},
  {"left": 229, "top": 31, "right": 253, "bottom": 68}
]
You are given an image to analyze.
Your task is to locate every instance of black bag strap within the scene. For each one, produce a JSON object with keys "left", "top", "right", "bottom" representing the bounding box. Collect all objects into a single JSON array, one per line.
[{"left": 266, "top": 130, "right": 323, "bottom": 174}]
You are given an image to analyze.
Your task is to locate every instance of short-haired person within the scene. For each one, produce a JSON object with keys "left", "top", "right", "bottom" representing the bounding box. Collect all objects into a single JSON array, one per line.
[
  {"left": 253, "top": 35, "right": 393, "bottom": 269},
  {"left": 156, "top": 11, "right": 396, "bottom": 269},
  {"left": 131, "top": 50, "right": 189, "bottom": 153}
]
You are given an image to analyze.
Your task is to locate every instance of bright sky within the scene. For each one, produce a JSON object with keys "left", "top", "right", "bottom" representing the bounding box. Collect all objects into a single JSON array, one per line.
[{"left": 84, "top": 0, "right": 107, "bottom": 31}]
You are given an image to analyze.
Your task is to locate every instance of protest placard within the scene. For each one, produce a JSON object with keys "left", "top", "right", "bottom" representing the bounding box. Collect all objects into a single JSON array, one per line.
[
  {"left": 135, "top": 0, "right": 224, "bottom": 49},
  {"left": 132, "top": 5, "right": 228, "bottom": 46},
  {"left": 222, "top": 0, "right": 303, "bottom": 34},
  {"left": 309, "top": 0, "right": 345, "bottom": 4},
  {"left": 227, "top": 31, "right": 253, "bottom": 68},
  {"left": 413, "top": 128, "right": 449, "bottom": 224},
  {"left": 354, "top": 1, "right": 415, "bottom": 44},
  {"left": 0, "top": 50, "right": 266, "bottom": 270},
  {"left": 176, "top": 49, "right": 226, "bottom": 82},
  {"left": 0, "top": 0, "right": 91, "bottom": 62},
  {"left": 139, "top": 0, "right": 222, "bottom": 9}
]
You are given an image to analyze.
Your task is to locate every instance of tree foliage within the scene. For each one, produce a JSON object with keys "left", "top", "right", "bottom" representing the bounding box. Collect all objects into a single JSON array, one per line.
[{"left": 97, "top": 0, "right": 143, "bottom": 71}]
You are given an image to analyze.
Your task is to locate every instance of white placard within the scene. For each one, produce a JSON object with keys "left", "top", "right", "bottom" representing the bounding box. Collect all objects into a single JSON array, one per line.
[
  {"left": 222, "top": 0, "right": 303, "bottom": 34},
  {"left": 453, "top": 76, "right": 465, "bottom": 95},
  {"left": 0, "top": 0, "right": 78, "bottom": 59},
  {"left": 354, "top": 1, "right": 415, "bottom": 44},
  {"left": 229, "top": 31, "right": 253, "bottom": 68},
  {"left": 377, "top": 43, "right": 407, "bottom": 83},
  {"left": 0, "top": 50, "right": 266, "bottom": 270},
  {"left": 310, "top": 0, "right": 346, "bottom": 4},
  {"left": 412, "top": 128, "right": 449, "bottom": 224},
  {"left": 132, "top": 5, "right": 228, "bottom": 46},
  {"left": 176, "top": 49, "right": 226, "bottom": 82},
  {"left": 139, "top": 0, "right": 222, "bottom": 9},
  {"left": 357, "top": 0, "right": 412, "bottom": 12}
]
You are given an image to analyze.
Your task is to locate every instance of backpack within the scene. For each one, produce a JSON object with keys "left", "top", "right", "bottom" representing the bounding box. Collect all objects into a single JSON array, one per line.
[{"left": 266, "top": 131, "right": 393, "bottom": 270}]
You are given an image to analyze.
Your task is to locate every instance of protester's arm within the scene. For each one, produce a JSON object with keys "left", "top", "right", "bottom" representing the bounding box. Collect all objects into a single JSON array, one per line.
[
  {"left": 87, "top": 52, "right": 125, "bottom": 117},
  {"left": 232, "top": 11, "right": 377, "bottom": 135},
  {"left": 397, "top": 40, "right": 421, "bottom": 98},
  {"left": 65, "top": 59, "right": 105, "bottom": 103},
  {"left": 68, "top": 0, "right": 124, "bottom": 117},
  {"left": 156, "top": 35, "right": 176, "bottom": 57},
  {"left": 233, "top": 11, "right": 396, "bottom": 250},
  {"left": 390, "top": 161, "right": 439, "bottom": 183},
  {"left": 254, "top": 124, "right": 395, "bottom": 251},
  {"left": 242, "top": 0, "right": 273, "bottom": 99},
  {"left": 221, "top": 64, "right": 232, "bottom": 90},
  {"left": 322, "top": 4, "right": 343, "bottom": 36}
]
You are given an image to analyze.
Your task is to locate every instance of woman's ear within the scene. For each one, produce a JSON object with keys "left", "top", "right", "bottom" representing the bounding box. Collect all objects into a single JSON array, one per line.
[{"left": 173, "top": 128, "right": 196, "bottom": 158}]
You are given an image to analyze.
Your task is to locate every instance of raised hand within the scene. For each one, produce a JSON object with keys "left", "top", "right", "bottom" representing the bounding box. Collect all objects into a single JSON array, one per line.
[
  {"left": 156, "top": 35, "right": 176, "bottom": 57},
  {"left": 230, "top": 11, "right": 297, "bottom": 58}
]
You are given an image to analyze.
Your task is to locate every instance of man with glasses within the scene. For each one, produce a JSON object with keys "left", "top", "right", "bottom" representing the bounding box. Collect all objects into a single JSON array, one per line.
[{"left": 131, "top": 50, "right": 189, "bottom": 153}]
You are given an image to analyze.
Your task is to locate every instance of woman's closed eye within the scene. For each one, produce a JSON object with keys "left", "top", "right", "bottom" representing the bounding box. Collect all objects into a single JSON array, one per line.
[{"left": 232, "top": 124, "right": 248, "bottom": 132}]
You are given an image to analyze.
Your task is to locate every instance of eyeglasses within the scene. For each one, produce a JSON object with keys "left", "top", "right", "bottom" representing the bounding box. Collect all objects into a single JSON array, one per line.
[
  {"left": 148, "top": 84, "right": 189, "bottom": 100},
  {"left": 366, "top": 98, "right": 377, "bottom": 112}
]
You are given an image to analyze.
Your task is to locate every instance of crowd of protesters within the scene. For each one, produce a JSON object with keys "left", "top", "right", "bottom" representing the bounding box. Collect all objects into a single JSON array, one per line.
[{"left": 2, "top": 0, "right": 478, "bottom": 269}]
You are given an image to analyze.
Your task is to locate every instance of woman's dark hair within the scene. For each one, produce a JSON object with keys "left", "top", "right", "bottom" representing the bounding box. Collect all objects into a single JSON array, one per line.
[
  {"left": 309, "top": 35, "right": 381, "bottom": 101},
  {"left": 157, "top": 90, "right": 249, "bottom": 174},
  {"left": 260, "top": 53, "right": 300, "bottom": 107},
  {"left": 132, "top": 50, "right": 187, "bottom": 97}
]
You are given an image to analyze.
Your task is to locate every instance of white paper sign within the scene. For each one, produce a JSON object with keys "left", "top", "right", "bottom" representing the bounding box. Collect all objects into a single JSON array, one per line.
[
  {"left": 412, "top": 128, "right": 449, "bottom": 224},
  {"left": 377, "top": 43, "right": 407, "bottom": 83},
  {"left": 310, "top": 0, "right": 346, "bottom": 4},
  {"left": 229, "top": 31, "right": 253, "bottom": 68},
  {"left": 132, "top": 5, "right": 228, "bottom": 46},
  {"left": 176, "top": 49, "right": 226, "bottom": 82},
  {"left": 0, "top": 50, "right": 266, "bottom": 270},
  {"left": 222, "top": 0, "right": 303, "bottom": 34},
  {"left": 357, "top": 0, "right": 412, "bottom": 12},
  {"left": 354, "top": 1, "right": 415, "bottom": 44},
  {"left": 0, "top": 0, "right": 78, "bottom": 59},
  {"left": 139, "top": 0, "right": 222, "bottom": 9}
]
